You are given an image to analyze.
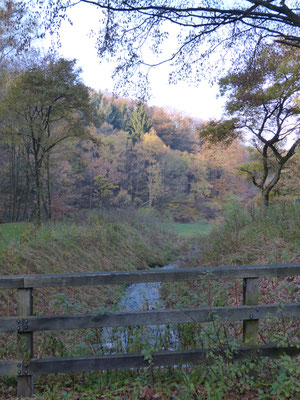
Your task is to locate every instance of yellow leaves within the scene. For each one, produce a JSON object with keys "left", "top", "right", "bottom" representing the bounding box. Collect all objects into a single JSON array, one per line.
[
  {"left": 142, "top": 128, "right": 168, "bottom": 155},
  {"left": 167, "top": 201, "right": 180, "bottom": 209},
  {"left": 94, "top": 174, "right": 118, "bottom": 198},
  {"left": 190, "top": 180, "right": 213, "bottom": 199}
]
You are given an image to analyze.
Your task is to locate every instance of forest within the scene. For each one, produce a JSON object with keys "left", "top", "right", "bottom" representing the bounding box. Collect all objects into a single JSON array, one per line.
[
  {"left": 0, "top": 1, "right": 299, "bottom": 399},
  {"left": 0, "top": 71, "right": 258, "bottom": 224},
  {"left": 0, "top": 2, "right": 299, "bottom": 226}
]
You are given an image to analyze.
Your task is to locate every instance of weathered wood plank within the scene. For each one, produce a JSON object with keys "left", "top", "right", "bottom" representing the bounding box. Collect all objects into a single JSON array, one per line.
[
  {"left": 0, "top": 317, "right": 18, "bottom": 332},
  {"left": 0, "top": 264, "right": 299, "bottom": 289},
  {"left": 28, "top": 345, "right": 300, "bottom": 375},
  {"left": 0, "top": 345, "right": 298, "bottom": 377},
  {"left": 243, "top": 278, "right": 259, "bottom": 346},
  {"left": 0, "top": 360, "right": 20, "bottom": 376},
  {"left": 18, "top": 263, "right": 300, "bottom": 288},
  {"left": 17, "top": 288, "right": 34, "bottom": 398},
  {"left": 1, "top": 303, "right": 297, "bottom": 332},
  {"left": 0, "top": 275, "right": 24, "bottom": 288}
]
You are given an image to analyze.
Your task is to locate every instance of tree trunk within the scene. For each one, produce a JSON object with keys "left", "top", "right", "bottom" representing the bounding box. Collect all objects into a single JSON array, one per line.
[
  {"left": 22, "top": 170, "right": 30, "bottom": 221},
  {"left": 41, "top": 182, "right": 49, "bottom": 218},
  {"left": 89, "top": 172, "right": 93, "bottom": 209},
  {"left": 46, "top": 154, "right": 52, "bottom": 219},
  {"left": 22, "top": 148, "right": 31, "bottom": 221},
  {"left": 10, "top": 143, "right": 17, "bottom": 222},
  {"left": 34, "top": 162, "right": 42, "bottom": 226},
  {"left": 262, "top": 191, "right": 269, "bottom": 207}
]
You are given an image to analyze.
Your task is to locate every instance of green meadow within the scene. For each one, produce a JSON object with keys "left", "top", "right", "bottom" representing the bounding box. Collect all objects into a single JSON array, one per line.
[{"left": 162, "top": 221, "right": 212, "bottom": 238}]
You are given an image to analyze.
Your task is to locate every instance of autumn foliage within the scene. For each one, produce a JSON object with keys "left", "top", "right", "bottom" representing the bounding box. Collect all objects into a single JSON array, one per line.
[{"left": 0, "top": 81, "right": 258, "bottom": 223}]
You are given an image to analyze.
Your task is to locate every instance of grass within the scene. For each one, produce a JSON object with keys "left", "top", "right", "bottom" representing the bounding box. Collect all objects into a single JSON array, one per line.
[
  {"left": 159, "top": 200, "right": 300, "bottom": 399},
  {"left": 7, "top": 354, "right": 299, "bottom": 399},
  {"left": 0, "top": 211, "right": 182, "bottom": 276},
  {"left": 1, "top": 203, "right": 299, "bottom": 399},
  {"left": 0, "top": 222, "right": 31, "bottom": 242},
  {"left": 0, "top": 209, "right": 184, "bottom": 398},
  {"left": 162, "top": 221, "right": 212, "bottom": 238},
  {"left": 200, "top": 200, "right": 300, "bottom": 266}
]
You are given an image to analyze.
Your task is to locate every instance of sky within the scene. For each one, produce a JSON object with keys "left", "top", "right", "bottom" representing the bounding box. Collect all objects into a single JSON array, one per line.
[{"left": 41, "top": 2, "right": 225, "bottom": 121}]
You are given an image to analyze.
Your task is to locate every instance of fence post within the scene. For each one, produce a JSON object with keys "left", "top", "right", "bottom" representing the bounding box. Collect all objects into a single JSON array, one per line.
[
  {"left": 243, "top": 278, "right": 259, "bottom": 345},
  {"left": 17, "top": 288, "right": 34, "bottom": 398}
]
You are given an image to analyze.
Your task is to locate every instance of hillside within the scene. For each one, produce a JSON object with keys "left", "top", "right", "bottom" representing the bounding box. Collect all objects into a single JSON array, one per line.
[{"left": 0, "top": 90, "right": 256, "bottom": 225}]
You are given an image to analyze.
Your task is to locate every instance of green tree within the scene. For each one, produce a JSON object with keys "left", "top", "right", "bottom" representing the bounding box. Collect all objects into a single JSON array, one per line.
[
  {"left": 239, "top": 145, "right": 300, "bottom": 201},
  {"left": 128, "top": 102, "right": 152, "bottom": 144},
  {"left": 106, "top": 101, "right": 130, "bottom": 131},
  {"left": 0, "top": 56, "right": 95, "bottom": 224},
  {"left": 199, "top": 44, "right": 300, "bottom": 206}
]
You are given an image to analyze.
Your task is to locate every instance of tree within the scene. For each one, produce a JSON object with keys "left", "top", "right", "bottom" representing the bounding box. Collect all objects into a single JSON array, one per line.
[
  {"left": 37, "top": 1, "right": 300, "bottom": 94},
  {"left": 0, "top": 56, "right": 95, "bottom": 224},
  {"left": 128, "top": 102, "right": 152, "bottom": 143},
  {"left": 275, "top": 146, "right": 300, "bottom": 199},
  {"left": 151, "top": 107, "right": 200, "bottom": 152},
  {"left": 239, "top": 144, "right": 300, "bottom": 201},
  {"left": 199, "top": 140, "right": 257, "bottom": 204},
  {"left": 0, "top": 0, "right": 36, "bottom": 65},
  {"left": 199, "top": 44, "right": 300, "bottom": 206},
  {"left": 147, "top": 163, "right": 163, "bottom": 208},
  {"left": 94, "top": 173, "right": 118, "bottom": 201},
  {"left": 106, "top": 101, "right": 130, "bottom": 131}
]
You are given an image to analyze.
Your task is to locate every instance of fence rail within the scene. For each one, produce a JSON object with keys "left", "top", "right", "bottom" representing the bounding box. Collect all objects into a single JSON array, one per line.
[
  {"left": 0, "top": 262, "right": 300, "bottom": 398},
  {"left": 1, "top": 345, "right": 299, "bottom": 377},
  {"left": 0, "top": 263, "right": 298, "bottom": 288},
  {"left": 1, "top": 303, "right": 299, "bottom": 333}
]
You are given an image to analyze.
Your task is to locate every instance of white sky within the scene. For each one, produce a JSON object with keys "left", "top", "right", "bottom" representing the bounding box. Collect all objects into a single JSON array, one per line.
[{"left": 40, "top": 2, "right": 225, "bottom": 121}]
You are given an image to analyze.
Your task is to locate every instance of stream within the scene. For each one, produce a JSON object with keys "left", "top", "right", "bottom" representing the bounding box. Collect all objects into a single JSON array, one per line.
[{"left": 95, "top": 263, "right": 179, "bottom": 353}]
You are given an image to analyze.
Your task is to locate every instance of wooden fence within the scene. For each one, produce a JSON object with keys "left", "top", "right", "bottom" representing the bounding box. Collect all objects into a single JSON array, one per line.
[{"left": 0, "top": 263, "right": 300, "bottom": 398}]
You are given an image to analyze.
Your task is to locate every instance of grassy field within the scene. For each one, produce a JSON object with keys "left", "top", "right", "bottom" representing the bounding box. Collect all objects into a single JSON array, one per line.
[
  {"left": 162, "top": 221, "right": 212, "bottom": 238},
  {"left": 0, "top": 220, "right": 212, "bottom": 242}
]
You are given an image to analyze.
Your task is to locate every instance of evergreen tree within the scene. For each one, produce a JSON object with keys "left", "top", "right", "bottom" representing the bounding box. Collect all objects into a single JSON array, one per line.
[{"left": 128, "top": 102, "right": 152, "bottom": 144}]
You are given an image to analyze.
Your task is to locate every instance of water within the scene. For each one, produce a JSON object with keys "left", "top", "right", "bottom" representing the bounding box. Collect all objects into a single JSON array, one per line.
[{"left": 94, "top": 264, "right": 178, "bottom": 353}]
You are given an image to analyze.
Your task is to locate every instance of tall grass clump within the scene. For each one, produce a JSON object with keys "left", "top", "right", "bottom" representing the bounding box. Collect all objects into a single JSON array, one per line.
[
  {"left": 200, "top": 199, "right": 300, "bottom": 266},
  {"left": 0, "top": 208, "right": 181, "bottom": 277}
]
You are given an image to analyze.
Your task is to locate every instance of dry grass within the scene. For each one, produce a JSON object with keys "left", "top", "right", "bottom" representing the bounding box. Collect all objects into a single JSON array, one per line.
[{"left": 0, "top": 212, "right": 182, "bottom": 366}]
